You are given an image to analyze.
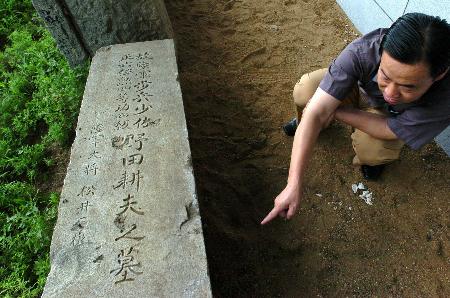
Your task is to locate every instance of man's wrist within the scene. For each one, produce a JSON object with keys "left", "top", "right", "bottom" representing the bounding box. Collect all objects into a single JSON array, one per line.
[{"left": 286, "top": 179, "right": 302, "bottom": 191}]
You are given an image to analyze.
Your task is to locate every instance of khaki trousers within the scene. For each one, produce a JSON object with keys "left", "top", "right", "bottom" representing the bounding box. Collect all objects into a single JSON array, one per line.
[{"left": 293, "top": 68, "right": 404, "bottom": 166}]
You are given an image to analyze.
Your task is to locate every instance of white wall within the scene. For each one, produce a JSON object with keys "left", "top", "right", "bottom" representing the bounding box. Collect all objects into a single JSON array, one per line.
[{"left": 336, "top": 0, "right": 450, "bottom": 155}]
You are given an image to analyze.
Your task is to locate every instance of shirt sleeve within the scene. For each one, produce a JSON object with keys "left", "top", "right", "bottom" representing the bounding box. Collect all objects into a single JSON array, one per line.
[
  {"left": 387, "top": 103, "right": 450, "bottom": 150},
  {"left": 319, "top": 42, "right": 363, "bottom": 101}
]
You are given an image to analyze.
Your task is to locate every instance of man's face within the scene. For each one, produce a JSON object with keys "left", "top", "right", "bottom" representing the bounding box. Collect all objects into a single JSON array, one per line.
[{"left": 377, "top": 51, "right": 435, "bottom": 105}]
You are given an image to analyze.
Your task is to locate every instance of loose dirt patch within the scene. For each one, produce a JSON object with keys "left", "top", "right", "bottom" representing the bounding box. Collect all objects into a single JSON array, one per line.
[{"left": 165, "top": 0, "right": 450, "bottom": 296}]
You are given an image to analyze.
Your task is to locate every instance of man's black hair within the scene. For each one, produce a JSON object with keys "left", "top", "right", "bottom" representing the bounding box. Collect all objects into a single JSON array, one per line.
[{"left": 381, "top": 12, "right": 450, "bottom": 78}]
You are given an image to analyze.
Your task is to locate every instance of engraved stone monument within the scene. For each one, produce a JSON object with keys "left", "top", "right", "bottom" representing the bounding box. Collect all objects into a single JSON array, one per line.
[
  {"left": 32, "top": 0, "right": 173, "bottom": 66},
  {"left": 42, "top": 39, "right": 212, "bottom": 297}
]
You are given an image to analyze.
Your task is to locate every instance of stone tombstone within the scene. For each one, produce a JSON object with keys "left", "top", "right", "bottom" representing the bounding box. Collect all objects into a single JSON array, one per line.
[
  {"left": 32, "top": 0, "right": 173, "bottom": 66},
  {"left": 42, "top": 39, "right": 212, "bottom": 297},
  {"left": 31, "top": 0, "right": 88, "bottom": 65}
]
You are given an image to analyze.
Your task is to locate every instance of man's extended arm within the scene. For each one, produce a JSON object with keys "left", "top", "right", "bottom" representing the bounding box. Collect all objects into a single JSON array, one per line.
[
  {"left": 261, "top": 88, "right": 341, "bottom": 225},
  {"left": 334, "top": 106, "right": 398, "bottom": 140}
]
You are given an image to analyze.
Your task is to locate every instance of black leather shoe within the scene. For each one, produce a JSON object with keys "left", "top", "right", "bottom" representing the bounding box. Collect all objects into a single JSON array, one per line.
[
  {"left": 283, "top": 118, "right": 298, "bottom": 136},
  {"left": 361, "top": 164, "right": 385, "bottom": 181}
]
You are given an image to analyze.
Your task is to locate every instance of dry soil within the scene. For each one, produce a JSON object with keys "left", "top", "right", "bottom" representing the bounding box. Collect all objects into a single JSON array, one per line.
[{"left": 163, "top": 0, "right": 450, "bottom": 297}]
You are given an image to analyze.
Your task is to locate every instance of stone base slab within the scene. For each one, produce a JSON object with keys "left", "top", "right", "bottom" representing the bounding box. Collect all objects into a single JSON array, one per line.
[{"left": 42, "top": 39, "right": 211, "bottom": 298}]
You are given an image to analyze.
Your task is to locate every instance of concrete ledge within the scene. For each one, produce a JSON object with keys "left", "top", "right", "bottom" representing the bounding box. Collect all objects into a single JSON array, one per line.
[
  {"left": 42, "top": 39, "right": 211, "bottom": 297},
  {"left": 435, "top": 126, "right": 450, "bottom": 156}
]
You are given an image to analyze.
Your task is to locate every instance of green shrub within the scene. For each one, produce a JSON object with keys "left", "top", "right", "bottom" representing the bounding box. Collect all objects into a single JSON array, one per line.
[
  {"left": 0, "top": 0, "right": 34, "bottom": 48},
  {"left": 0, "top": 183, "right": 58, "bottom": 297},
  {"left": 1, "top": 27, "right": 88, "bottom": 181},
  {"left": 0, "top": 2, "right": 89, "bottom": 296}
]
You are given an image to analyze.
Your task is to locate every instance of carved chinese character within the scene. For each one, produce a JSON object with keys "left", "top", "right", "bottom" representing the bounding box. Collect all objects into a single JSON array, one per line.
[
  {"left": 116, "top": 80, "right": 132, "bottom": 93},
  {"left": 78, "top": 185, "right": 96, "bottom": 197},
  {"left": 115, "top": 224, "right": 145, "bottom": 241},
  {"left": 77, "top": 201, "right": 92, "bottom": 213},
  {"left": 116, "top": 113, "right": 129, "bottom": 120},
  {"left": 84, "top": 163, "right": 98, "bottom": 176},
  {"left": 136, "top": 60, "right": 150, "bottom": 70},
  {"left": 119, "top": 54, "right": 135, "bottom": 61},
  {"left": 133, "top": 117, "right": 161, "bottom": 129},
  {"left": 135, "top": 52, "right": 153, "bottom": 60},
  {"left": 115, "top": 102, "right": 130, "bottom": 112},
  {"left": 122, "top": 153, "right": 143, "bottom": 166},
  {"left": 133, "top": 133, "right": 148, "bottom": 151},
  {"left": 82, "top": 125, "right": 104, "bottom": 148},
  {"left": 71, "top": 230, "right": 86, "bottom": 246},
  {"left": 110, "top": 246, "right": 143, "bottom": 284},
  {"left": 113, "top": 170, "right": 143, "bottom": 192},
  {"left": 117, "top": 194, "right": 144, "bottom": 216},
  {"left": 89, "top": 135, "right": 102, "bottom": 148},
  {"left": 114, "top": 120, "right": 129, "bottom": 130},
  {"left": 112, "top": 134, "right": 149, "bottom": 151},
  {"left": 137, "top": 70, "right": 151, "bottom": 79},
  {"left": 132, "top": 91, "right": 153, "bottom": 103},
  {"left": 88, "top": 149, "right": 101, "bottom": 160},
  {"left": 114, "top": 92, "right": 128, "bottom": 104},
  {"left": 118, "top": 66, "right": 133, "bottom": 77},
  {"left": 133, "top": 103, "right": 150, "bottom": 115},
  {"left": 133, "top": 80, "right": 151, "bottom": 92}
]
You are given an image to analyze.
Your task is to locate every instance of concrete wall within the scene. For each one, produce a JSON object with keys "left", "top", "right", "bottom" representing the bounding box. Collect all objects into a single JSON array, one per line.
[
  {"left": 336, "top": 0, "right": 450, "bottom": 156},
  {"left": 336, "top": 0, "right": 450, "bottom": 33}
]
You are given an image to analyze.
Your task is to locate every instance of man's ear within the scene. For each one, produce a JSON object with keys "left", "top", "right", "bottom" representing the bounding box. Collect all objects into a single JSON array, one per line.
[{"left": 433, "top": 67, "right": 449, "bottom": 82}]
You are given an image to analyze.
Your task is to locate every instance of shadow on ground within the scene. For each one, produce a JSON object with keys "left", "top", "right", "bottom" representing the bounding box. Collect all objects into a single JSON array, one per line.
[{"left": 166, "top": 0, "right": 450, "bottom": 296}]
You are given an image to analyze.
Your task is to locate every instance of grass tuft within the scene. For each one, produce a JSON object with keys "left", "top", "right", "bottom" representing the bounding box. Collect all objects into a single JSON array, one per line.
[{"left": 0, "top": 1, "right": 89, "bottom": 296}]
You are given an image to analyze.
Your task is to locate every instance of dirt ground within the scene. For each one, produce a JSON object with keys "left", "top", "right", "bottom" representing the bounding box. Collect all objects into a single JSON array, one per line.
[
  {"left": 162, "top": 0, "right": 450, "bottom": 297},
  {"left": 43, "top": 0, "right": 449, "bottom": 296}
]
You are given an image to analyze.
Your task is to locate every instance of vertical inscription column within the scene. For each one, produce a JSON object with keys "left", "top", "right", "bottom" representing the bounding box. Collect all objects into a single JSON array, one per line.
[
  {"left": 110, "top": 51, "right": 159, "bottom": 285},
  {"left": 71, "top": 124, "right": 104, "bottom": 247},
  {"left": 42, "top": 40, "right": 211, "bottom": 298}
]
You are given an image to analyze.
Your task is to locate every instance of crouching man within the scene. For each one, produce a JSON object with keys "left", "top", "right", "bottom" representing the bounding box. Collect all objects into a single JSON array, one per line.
[{"left": 262, "top": 13, "right": 449, "bottom": 225}]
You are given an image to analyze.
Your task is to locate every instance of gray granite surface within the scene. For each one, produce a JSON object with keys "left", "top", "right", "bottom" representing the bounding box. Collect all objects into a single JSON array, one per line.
[
  {"left": 32, "top": 0, "right": 88, "bottom": 65},
  {"left": 32, "top": 0, "right": 173, "bottom": 66},
  {"left": 42, "top": 39, "right": 211, "bottom": 298}
]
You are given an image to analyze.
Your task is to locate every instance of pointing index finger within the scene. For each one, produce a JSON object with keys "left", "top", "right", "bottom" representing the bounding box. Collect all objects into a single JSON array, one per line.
[{"left": 260, "top": 206, "right": 283, "bottom": 225}]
